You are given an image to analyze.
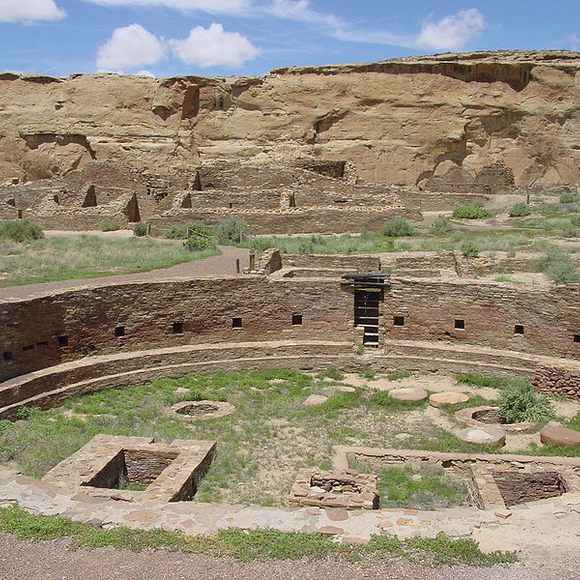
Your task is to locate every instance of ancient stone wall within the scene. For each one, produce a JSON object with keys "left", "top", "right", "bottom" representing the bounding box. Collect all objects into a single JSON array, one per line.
[
  {"left": 282, "top": 254, "right": 380, "bottom": 271},
  {"left": 384, "top": 278, "right": 580, "bottom": 358},
  {"left": 1, "top": 274, "right": 578, "bottom": 384},
  {"left": 533, "top": 366, "right": 580, "bottom": 401},
  {"left": 0, "top": 277, "right": 353, "bottom": 381}
]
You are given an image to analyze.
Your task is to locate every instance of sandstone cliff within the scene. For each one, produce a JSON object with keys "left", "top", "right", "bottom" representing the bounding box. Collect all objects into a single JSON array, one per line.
[{"left": 0, "top": 50, "right": 578, "bottom": 189}]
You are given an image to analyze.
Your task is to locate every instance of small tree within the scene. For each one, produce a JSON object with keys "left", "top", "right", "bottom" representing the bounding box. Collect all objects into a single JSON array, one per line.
[
  {"left": 0, "top": 220, "right": 43, "bottom": 242},
  {"left": 383, "top": 217, "right": 414, "bottom": 237},
  {"left": 429, "top": 216, "right": 453, "bottom": 235},
  {"left": 183, "top": 224, "right": 216, "bottom": 252},
  {"left": 452, "top": 204, "right": 491, "bottom": 219},
  {"left": 508, "top": 203, "right": 531, "bottom": 217},
  {"left": 133, "top": 222, "right": 148, "bottom": 237},
  {"left": 214, "top": 217, "right": 248, "bottom": 244}
]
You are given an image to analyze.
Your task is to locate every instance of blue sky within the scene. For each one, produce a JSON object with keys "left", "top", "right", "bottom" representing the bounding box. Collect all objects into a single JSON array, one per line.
[{"left": 0, "top": 0, "right": 578, "bottom": 77}]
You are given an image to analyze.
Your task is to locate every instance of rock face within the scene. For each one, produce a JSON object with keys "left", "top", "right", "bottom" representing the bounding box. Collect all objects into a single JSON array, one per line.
[{"left": 0, "top": 50, "right": 578, "bottom": 188}]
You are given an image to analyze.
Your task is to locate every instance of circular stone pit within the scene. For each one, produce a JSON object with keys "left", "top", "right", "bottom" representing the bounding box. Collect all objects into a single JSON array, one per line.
[
  {"left": 429, "top": 391, "right": 469, "bottom": 408},
  {"left": 169, "top": 400, "right": 234, "bottom": 421},
  {"left": 389, "top": 387, "right": 428, "bottom": 403},
  {"left": 456, "top": 425, "right": 506, "bottom": 447},
  {"left": 455, "top": 405, "right": 536, "bottom": 433}
]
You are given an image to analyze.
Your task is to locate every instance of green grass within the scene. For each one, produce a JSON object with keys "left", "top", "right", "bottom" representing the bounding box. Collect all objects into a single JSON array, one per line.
[
  {"left": 454, "top": 373, "right": 530, "bottom": 391},
  {"left": 369, "top": 390, "right": 428, "bottom": 411},
  {"left": 1, "top": 370, "right": 576, "bottom": 510},
  {"left": 386, "top": 370, "right": 413, "bottom": 381},
  {"left": 0, "top": 506, "right": 516, "bottom": 566},
  {"left": 351, "top": 459, "right": 467, "bottom": 510},
  {"left": 0, "top": 235, "right": 219, "bottom": 287}
]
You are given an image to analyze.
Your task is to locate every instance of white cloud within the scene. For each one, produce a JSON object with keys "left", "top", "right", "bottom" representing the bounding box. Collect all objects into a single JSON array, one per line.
[
  {"left": 0, "top": 0, "right": 65, "bottom": 23},
  {"left": 266, "top": 3, "right": 485, "bottom": 52},
  {"left": 170, "top": 23, "right": 260, "bottom": 67},
  {"left": 415, "top": 9, "right": 485, "bottom": 51},
  {"left": 83, "top": 0, "right": 251, "bottom": 14},
  {"left": 96, "top": 24, "right": 165, "bottom": 71}
]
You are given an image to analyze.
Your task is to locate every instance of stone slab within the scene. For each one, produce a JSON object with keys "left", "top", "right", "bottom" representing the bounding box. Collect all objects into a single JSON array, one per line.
[
  {"left": 429, "top": 391, "right": 469, "bottom": 408},
  {"left": 541, "top": 424, "right": 580, "bottom": 447},
  {"left": 456, "top": 426, "right": 506, "bottom": 447},
  {"left": 389, "top": 387, "right": 428, "bottom": 403}
]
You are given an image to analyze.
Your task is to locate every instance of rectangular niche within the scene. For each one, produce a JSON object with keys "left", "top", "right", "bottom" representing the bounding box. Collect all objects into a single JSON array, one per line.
[
  {"left": 454, "top": 319, "right": 465, "bottom": 330},
  {"left": 492, "top": 470, "right": 568, "bottom": 507},
  {"left": 84, "top": 449, "right": 178, "bottom": 491},
  {"left": 114, "top": 326, "right": 125, "bottom": 338},
  {"left": 232, "top": 317, "right": 243, "bottom": 328},
  {"left": 514, "top": 325, "right": 524, "bottom": 335},
  {"left": 58, "top": 335, "right": 69, "bottom": 347},
  {"left": 393, "top": 316, "right": 405, "bottom": 326},
  {"left": 172, "top": 322, "right": 184, "bottom": 334},
  {"left": 292, "top": 314, "right": 303, "bottom": 326}
]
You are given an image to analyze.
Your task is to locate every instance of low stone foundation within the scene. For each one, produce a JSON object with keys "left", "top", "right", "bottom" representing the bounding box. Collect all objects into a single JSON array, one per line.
[{"left": 290, "top": 469, "right": 379, "bottom": 510}]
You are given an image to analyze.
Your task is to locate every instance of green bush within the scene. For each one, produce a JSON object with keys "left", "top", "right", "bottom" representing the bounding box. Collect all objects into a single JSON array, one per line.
[
  {"left": 429, "top": 216, "right": 453, "bottom": 235},
  {"left": 0, "top": 220, "right": 44, "bottom": 242},
  {"left": 559, "top": 192, "right": 578, "bottom": 204},
  {"left": 452, "top": 204, "right": 491, "bottom": 220},
  {"left": 133, "top": 222, "right": 148, "bottom": 237},
  {"left": 101, "top": 220, "right": 121, "bottom": 232},
  {"left": 215, "top": 217, "right": 248, "bottom": 244},
  {"left": 508, "top": 203, "right": 531, "bottom": 217},
  {"left": 538, "top": 251, "right": 579, "bottom": 284},
  {"left": 383, "top": 217, "right": 414, "bottom": 237},
  {"left": 183, "top": 224, "right": 216, "bottom": 252},
  {"left": 571, "top": 215, "right": 580, "bottom": 227},
  {"left": 165, "top": 225, "right": 188, "bottom": 239},
  {"left": 460, "top": 240, "right": 480, "bottom": 257},
  {"left": 498, "top": 383, "right": 555, "bottom": 424}
]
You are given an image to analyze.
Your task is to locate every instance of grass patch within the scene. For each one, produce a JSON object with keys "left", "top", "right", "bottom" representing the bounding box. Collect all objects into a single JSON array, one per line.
[
  {"left": 0, "top": 235, "right": 219, "bottom": 287},
  {"left": 352, "top": 460, "right": 467, "bottom": 510},
  {"left": 454, "top": 373, "right": 528, "bottom": 390},
  {"left": 0, "top": 506, "right": 516, "bottom": 566},
  {"left": 386, "top": 370, "right": 413, "bottom": 381},
  {"left": 369, "top": 391, "right": 427, "bottom": 411}
]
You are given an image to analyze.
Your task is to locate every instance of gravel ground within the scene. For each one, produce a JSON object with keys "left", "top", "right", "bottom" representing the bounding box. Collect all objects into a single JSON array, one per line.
[{"left": 0, "top": 535, "right": 578, "bottom": 580}]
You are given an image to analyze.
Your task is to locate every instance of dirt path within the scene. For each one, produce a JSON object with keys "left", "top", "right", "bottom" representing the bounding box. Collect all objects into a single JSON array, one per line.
[
  {"left": 0, "top": 245, "right": 250, "bottom": 301},
  {"left": 0, "top": 535, "right": 576, "bottom": 580}
]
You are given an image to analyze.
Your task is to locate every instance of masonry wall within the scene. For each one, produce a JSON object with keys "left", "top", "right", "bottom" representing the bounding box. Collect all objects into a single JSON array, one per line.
[
  {"left": 384, "top": 278, "right": 580, "bottom": 358},
  {"left": 148, "top": 207, "right": 420, "bottom": 235},
  {"left": 0, "top": 277, "right": 353, "bottom": 381},
  {"left": 1, "top": 275, "right": 578, "bottom": 384}
]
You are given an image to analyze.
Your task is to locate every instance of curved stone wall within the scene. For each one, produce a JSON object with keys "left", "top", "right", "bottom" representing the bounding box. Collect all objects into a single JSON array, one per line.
[{"left": 0, "top": 274, "right": 578, "bottom": 414}]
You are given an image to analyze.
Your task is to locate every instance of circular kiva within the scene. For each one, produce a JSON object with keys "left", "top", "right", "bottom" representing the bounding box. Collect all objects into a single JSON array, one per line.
[
  {"left": 456, "top": 426, "right": 506, "bottom": 447},
  {"left": 389, "top": 387, "right": 428, "bottom": 403},
  {"left": 429, "top": 391, "right": 469, "bottom": 408},
  {"left": 455, "top": 406, "right": 536, "bottom": 433},
  {"left": 169, "top": 400, "right": 234, "bottom": 421}
]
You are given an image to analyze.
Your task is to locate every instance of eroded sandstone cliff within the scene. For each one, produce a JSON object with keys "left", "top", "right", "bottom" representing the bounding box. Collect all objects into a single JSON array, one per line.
[{"left": 0, "top": 50, "right": 578, "bottom": 188}]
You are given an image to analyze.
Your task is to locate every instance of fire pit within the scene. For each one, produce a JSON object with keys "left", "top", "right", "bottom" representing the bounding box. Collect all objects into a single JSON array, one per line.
[{"left": 455, "top": 406, "right": 535, "bottom": 433}]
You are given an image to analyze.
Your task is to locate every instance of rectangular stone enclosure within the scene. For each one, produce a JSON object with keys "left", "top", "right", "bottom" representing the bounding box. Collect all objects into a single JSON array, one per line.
[{"left": 43, "top": 434, "right": 216, "bottom": 502}]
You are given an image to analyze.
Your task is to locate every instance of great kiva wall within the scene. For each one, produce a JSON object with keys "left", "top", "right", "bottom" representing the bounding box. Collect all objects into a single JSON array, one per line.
[{"left": 0, "top": 50, "right": 579, "bottom": 561}]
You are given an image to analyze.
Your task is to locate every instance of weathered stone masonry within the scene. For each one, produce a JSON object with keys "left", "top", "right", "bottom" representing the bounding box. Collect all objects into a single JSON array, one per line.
[{"left": 1, "top": 275, "right": 578, "bottom": 385}]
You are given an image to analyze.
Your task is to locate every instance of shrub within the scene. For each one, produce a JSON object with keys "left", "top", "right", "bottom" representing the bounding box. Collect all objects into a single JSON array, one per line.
[
  {"left": 429, "top": 216, "right": 453, "bottom": 235},
  {"left": 183, "top": 224, "right": 216, "bottom": 252},
  {"left": 165, "top": 225, "right": 188, "bottom": 239},
  {"left": 571, "top": 215, "right": 580, "bottom": 227},
  {"left": 133, "top": 222, "right": 148, "bottom": 237},
  {"left": 215, "top": 217, "right": 248, "bottom": 244},
  {"left": 559, "top": 192, "right": 578, "bottom": 204},
  {"left": 508, "top": 203, "right": 531, "bottom": 217},
  {"left": 383, "top": 217, "right": 414, "bottom": 237},
  {"left": 498, "top": 383, "right": 555, "bottom": 424},
  {"left": 538, "top": 251, "right": 579, "bottom": 284},
  {"left": 460, "top": 240, "right": 480, "bottom": 257},
  {"left": 101, "top": 220, "right": 121, "bottom": 232},
  {"left": 452, "top": 204, "right": 491, "bottom": 219},
  {"left": 0, "top": 220, "right": 43, "bottom": 242}
]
